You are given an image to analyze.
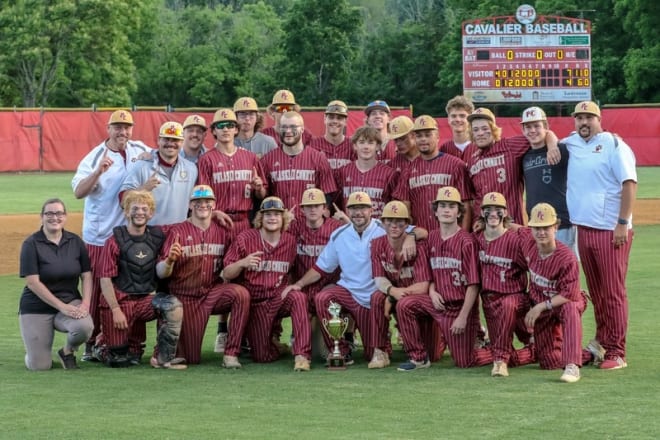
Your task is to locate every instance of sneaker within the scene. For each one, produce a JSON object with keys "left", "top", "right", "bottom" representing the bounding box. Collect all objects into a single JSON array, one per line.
[
  {"left": 600, "top": 357, "right": 627, "bottom": 370},
  {"left": 586, "top": 339, "right": 606, "bottom": 366},
  {"left": 294, "top": 355, "right": 311, "bottom": 372},
  {"left": 57, "top": 348, "right": 79, "bottom": 370},
  {"left": 560, "top": 363, "right": 581, "bottom": 383},
  {"left": 150, "top": 356, "right": 187, "bottom": 370},
  {"left": 491, "top": 360, "right": 509, "bottom": 377},
  {"left": 397, "top": 358, "right": 430, "bottom": 371},
  {"left": 344, "top": 352, "right": 355, "bottom": 366},
  {"left": 214, "top": 332, "right": 228, "bottom": 354},
  {"left": 222, "top": 355, "right": 242, "bottom": 369},
  {"left": 367, "top": 348, "right": 390, "bottom": 369}
]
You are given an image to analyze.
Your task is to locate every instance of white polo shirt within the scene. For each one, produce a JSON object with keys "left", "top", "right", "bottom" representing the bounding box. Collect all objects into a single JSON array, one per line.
[
  {"left": 563, "top": 131, "right": 637, "bottom": 230},
  {"left": 72, "top": 141, "right": 150, "bottom": 246}
]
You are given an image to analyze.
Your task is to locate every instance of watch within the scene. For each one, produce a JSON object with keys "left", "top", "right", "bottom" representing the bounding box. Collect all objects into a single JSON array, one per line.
[{"left": 617, "top": 218, "right": 629, "bottom": 225}]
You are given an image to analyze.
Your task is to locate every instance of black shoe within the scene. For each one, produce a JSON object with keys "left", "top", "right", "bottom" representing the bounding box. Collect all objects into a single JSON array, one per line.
[
  {"left": 57, "top": 348, "right": 79, "bottom": 370},
  {"left": 80, "top": 343, "right": 100, "bottom": 362}
]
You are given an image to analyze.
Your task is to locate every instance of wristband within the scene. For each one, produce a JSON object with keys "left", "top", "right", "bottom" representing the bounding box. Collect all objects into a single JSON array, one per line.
[
  {"left": 386, "top": 285, "right": 393, "bottom": 296},
  {"left": 617, "top": 218, "right": 628, "bottom": 225}
]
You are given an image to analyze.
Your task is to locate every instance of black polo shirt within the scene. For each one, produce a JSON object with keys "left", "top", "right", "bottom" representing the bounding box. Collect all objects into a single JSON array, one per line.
[{"left": 19, "top": 228, "right": 91, "bottom": 314}]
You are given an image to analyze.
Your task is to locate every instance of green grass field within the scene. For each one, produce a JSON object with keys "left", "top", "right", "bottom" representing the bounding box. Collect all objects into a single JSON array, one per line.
[{"left": 1, "top": 170, "right": 659, "bottom": 439}]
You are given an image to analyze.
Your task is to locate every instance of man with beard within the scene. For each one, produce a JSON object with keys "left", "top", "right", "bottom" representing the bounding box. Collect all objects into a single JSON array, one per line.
[
  {"left": 96, "top": 190, "right": 186, "bottom": 369},
  {"left": 388, "top": 116, "right": 419, "bottom": 178},
  {"left": 233, "top": 97, "right": 277, "bottom": 158},
  {"left": 262, "top": 89, "right": 314, "bottom": 146},
  {"left": 364, "top": 100, "right": 396, "bottom": 164},
  {"left": 260, "top": 111, "right": 337, "bottom": 217},
  {"left": 310, "top": 100, "right": 354, "bottom": 171},
  {"left": 393, "top": 115, "right": 473, "bottom": 231},
  {"left": 562, "top": 101, "right": 637, "bottom": 370},
  {"left": 180, "top": 114, "right": 209, "bottom": 164},
  {"left": 439, "top": 95, "right": 475, "bottom": 162}
]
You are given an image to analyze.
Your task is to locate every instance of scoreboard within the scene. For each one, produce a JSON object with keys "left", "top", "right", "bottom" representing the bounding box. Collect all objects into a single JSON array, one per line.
[{"left": 462, "top": 5, "right": 592, "bottom": 103}]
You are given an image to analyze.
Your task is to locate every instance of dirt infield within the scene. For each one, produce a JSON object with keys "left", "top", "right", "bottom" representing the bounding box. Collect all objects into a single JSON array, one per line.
[{"left": 1, "top": 200, "right": 658, "bottom": 275}]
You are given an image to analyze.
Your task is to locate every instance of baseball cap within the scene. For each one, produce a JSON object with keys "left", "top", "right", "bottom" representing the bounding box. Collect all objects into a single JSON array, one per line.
[
  {"left": 234, "top": 97, "right": 259, "bottom": 112},
  {"left": 381, "top": 201, "right": 409, "bottom": 220},
  {"left": 527, "top": 203, "right": 558, "bottom": 227},
  {"left": 300, "top": 188, "right": 326, "bottom": 206},
  {"left": 346, "top": 191, "right": 372, "bottom": 208},
  {"left": 108, "top": 110, "right": 134, "bottom": 125},
  {"left": 520, "top": 107, "right": 547, "bottom": 124},
  {"left": 481, "top": 192, "right": 507, "bottom": 209},
  {"left": 433, "top": 186, "right": 462, "bottom": 204},
  {"left": 325, "top": 100, "right": 348, "bottom": 116},
  {"left": 468, "top": 108, "right": 496, "bottom": 123},
  {"left": 212, "top": 109, "right": 237, "bottom": 124},
  {"left": 571, "top": 101, "right": 601, "bottom": 118},
  {"left": 159, "top": 122, "right": 184, "bottom": 140},
  {"left": 190, "top": 185, "right": 216, "bottom": 201},
  {"left": 389, "top": 116, "right": 414, "bottom": 139},
  {"left": 364, "top": 100, "right": 390, "bottom": 116},
  {"left": 183, "top": 114, "right": 207, "bottom": 130},
  {"left": 260, "top": 196, "right": 285, "bottom": 212},
  {"left": 271, "top": 89, "right": 296, "bottom": 105},
  {"left": 413, "top": 115, "right": 438, "bottom": 131}
]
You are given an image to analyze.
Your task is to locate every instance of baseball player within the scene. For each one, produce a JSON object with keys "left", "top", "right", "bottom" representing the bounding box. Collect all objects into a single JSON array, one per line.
[
  {"left": 262, "top": 89, "right": 314, "bottom": 146},
  {"left": 364, "top": 100, "right": 396, "bottom": 164},
  {"left": 466, "top": 107, "right": 560, "bottom": 225},
  {"left": 180, "top": 114, "right": 209, "bottom": 163},
  {"left": 260, "top": 111, "right": 337, "bottom": 215},
  {"left": 197, "top": 108, "right": 268, "bottom": 233},
  {"left": 156, "top": 185, "right": 250, "bottom": 368},
  {"left": 392, "top": 115, "right": 473, "bottom": 231},
  {"left": 520, "top": 106, "right": 575, "bottom": 250},
  {"left": 282, "top": 192, "right": 428, "bottom": 368},
  {"left": 521, "top": 203, "right": 588, "bottom": 383},
  {"left": 396, "top": 187, "right": 492, "bottom": 370},
  {"left": 233, "top": 97, "right": 278, "bottom": 158},
  {"left": 223, "top": 197, "right": 312, "bottom": 371},
  {"left": 439, "top": 95, "right": 475, "bottom": 162},
  {"left": 563, "top": 101, "right": 637, "bottom": 370},
  {"left": 309, "top": 100, "right": 355, "bottom": 171},
  {"left": 120, "top": 121, "right": 198, "bottom": 226},
  {"left": 474, "top": 192, "right": 535, "bottom": 377},
  {"left": 335, "top": 126, "right": 396, "bottom": 218},
  {"left": 71, "top": 109, "right": 151, "bottom": 361},
  {"left": 388, "top": 115, "right": 419, "bottom": 177},
  {"left": 96, "top": 190, "right": 186, "bottom": 369}
]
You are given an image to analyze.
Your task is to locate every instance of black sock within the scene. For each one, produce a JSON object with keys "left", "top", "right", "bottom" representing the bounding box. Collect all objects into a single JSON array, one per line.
[
  {"left": 345, "top": 332, "right": 354, "bottom": 344},
  {"left": 218, "top": 322, "right": 228, "bottom": 333}
]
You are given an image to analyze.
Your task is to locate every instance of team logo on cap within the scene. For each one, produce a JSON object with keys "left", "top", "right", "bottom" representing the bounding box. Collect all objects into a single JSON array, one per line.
[
  {"left": 580, "top": 102, "right": 589, "bottom": 111},
  {"left": 308, "top": 192, "right": 316, "bottom": 201},
  {"left": 489, "top": 194, "right": 497, "bottom": 201},
  {"left": 221, "top": 111, "right": 228, "bottom": 118},
  {"left": 192, "top": 116, "right": 201, "bottom": 123},
  {"left": 355, "top": 194, "right": 364, "bottom": 202},
  {"left": 164, "top": 124, "right": 181, "bottom": 136},
  {"left": 392, "top": 124, "right": 399, "bottom": 133},
  {"left": 525, "top": 109, "right": 537, "bottom": 118},
  {"left": 118, "top": 111, "right": 129, "bottom": 121},
  {"left": 242, "top": 99, "right": 250, "bottom": 106},
  {"left": 391, "top": 204, "right": 399, "bottom": 213},
  {"left": 444, "top": 189, "right": 453, "bottom": 197},
  {"left": 420, "top": 118, "right": 427, "bottom": 126},
  {"left": 536, "top": 211, "right": 545, "bottom": 221},
  {"left": 280, "top": 91, "right": 289, "bottom": 100}
]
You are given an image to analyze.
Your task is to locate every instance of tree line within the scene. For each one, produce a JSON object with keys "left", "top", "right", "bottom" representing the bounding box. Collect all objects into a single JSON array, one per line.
[{"left": 0, "top": 0, "right": 657, "bottom": 116}]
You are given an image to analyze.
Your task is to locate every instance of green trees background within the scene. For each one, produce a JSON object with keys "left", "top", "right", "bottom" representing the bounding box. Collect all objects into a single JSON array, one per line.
[{"left": 0, "top": 0, "right": 657, "bottom": 115}]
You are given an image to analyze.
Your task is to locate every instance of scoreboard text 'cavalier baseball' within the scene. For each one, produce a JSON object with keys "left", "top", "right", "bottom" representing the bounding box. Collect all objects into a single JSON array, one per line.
[{"left": 462, "top": 4, "right": 591, "bottom": 103}]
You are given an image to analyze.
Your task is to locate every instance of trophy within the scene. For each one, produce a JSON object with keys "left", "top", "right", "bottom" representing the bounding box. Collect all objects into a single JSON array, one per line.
[{"left": 321, "top": 301, "right": 349, "bottom": 370}]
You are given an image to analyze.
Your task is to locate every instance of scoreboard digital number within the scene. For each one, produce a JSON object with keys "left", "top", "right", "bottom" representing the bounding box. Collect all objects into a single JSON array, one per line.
[{"left": 462, "top": 5, "right": 592, "bottom": 103}]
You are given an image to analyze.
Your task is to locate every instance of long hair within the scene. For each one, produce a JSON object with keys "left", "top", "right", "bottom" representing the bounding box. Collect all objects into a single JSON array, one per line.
[
  {"left": 252, "top": 209, "right": 293, "bottom": 232},
  {"left": 121, "top": 190, "right": 156, "bottom": 215},
  {"left": 469, "top": 119, "right": 502, "bottom": 143}
]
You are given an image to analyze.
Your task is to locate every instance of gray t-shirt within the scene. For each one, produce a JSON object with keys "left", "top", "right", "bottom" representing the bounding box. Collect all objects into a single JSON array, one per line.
[{"left": 234, "top": 132, "right": 277, "bottom": 158}]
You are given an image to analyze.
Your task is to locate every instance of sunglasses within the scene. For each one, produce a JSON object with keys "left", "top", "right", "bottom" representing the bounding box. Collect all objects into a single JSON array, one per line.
[
  {"left": 275, "top": 104, "right": 293, "bottom": 113},
  {"left": 215, "top": 122, "right": 237, "bottom": 130},
  {"left": 326, "top": 104, "right": 347, "bottom": 115},
  {"left": 260, "top": 199, "right": 285, "bottom": 211}
]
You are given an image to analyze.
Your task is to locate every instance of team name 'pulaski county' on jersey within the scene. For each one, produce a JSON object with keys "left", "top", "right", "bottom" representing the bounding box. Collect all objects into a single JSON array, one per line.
[
  {"left": 269, "top": 169, "right": 315, "bottom": 181},
  {"left": 430, "top": 256, "right": 462, "bottom": 270},
  {"left": 408, "top": 173, "right": 453, "bottom": 188},
  {"left": 529, "top": 268, "right": 558, "bottom": 297},
  {"left": 180, "top": 243, "right": 225, "bottom": 257},
  {"left": 479, "top": 251, "right": 513, "bottom": 269},
  {"left": 469, "top": 154, "right": 506, "bottom": 175},
  {"left": 212, "top": 170, "right": 252, "bottom": 183},
  {"left": 249, "top": 260, "right": 290, "bottom": 273},
  {"left": 297, "top": 244, "right": 325, "bottom": 257},
  {"left": 380, "top": 262, "right": 414, "bottom": 280}
]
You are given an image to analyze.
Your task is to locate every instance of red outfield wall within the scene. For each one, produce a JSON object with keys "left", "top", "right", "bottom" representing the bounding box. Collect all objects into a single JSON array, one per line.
[{"left": 0, "top": 108, "right": 658, "bottom": 171}]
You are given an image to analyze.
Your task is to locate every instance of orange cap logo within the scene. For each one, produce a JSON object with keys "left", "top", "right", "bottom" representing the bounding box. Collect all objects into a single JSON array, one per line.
[{"left": 164, "top": 124, "right": 180, "bottom": 136}]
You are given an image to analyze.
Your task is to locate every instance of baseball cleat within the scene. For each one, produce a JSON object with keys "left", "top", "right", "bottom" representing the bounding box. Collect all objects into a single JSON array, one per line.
[
  {"left": 397, "top": 358, "right": 430, "bottom": 371},
  {"left": 294, "top": 355, "right": 311, "bottom": 372},
  {"left": 600, "top": 357, "right": 627, "bottom": 370},
  {"left": 222, "top": 355, "right": 242, "bottom": 369},
  {"left": 367, "top": 348, "right": 390, "bottom": 369},
  {"left": 491, "top": 361, "right": 509, "bottom": 377},
  {"left": 150, "top": 356, "right": 187, "bottom": 370},
  {"left": 214, "top": 332, "right": 228, "bottom": 354},
  {"left": 560, "top": 364, "right": 581, "bottom": 383}
]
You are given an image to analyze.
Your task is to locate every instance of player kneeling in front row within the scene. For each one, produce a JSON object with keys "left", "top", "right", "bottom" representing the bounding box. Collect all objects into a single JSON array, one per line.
[
  {"left": 521, "top": 203, "right": 588, "bottom": 383},
  {"left": 223, "top": 197, "right": 312, "bottom": 371},
  {"left": 396, "top": 187, "right": 492, "bottom": 370},
  {"left": 96, "top": 191, "right": 186, "bottom": 369},
  {"left": 156, "top": 185, "right": 250, "bottom": 368}
]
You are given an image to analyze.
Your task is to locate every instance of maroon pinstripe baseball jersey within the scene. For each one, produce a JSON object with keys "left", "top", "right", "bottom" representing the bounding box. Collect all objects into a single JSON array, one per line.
[
  {"left": 197, "top": 147, "right": 267, "bottom": 215},
  {"left": 377, "top": 139, "right": 397, "bottom": 164},
  {"left": 223, "top": 229, "right": 297, "bottom": 300},
  {"left": 158, "top": 220, "right": 230, "bottom": 297},
  {"left": 309, "top": 136, "right": 355, "bottom": 170},
  {"left": 97, "top": 236, "right": 124, "bottom": 281},
  {"left": 260, "top": 147, "right": 337, "bottom": 213},
  {"left": 392, "top": 153, "right": 473, "bottom": 231},
  {"left": 287, "top": 217, "right": 342, "bottom": 288},
  {"left": 466, "top": 135, "right": 530, "bottom": 224},
  {"left": 262, "top": 126, "right": 314, "bottom": 146},
  {"left": 474, "top": 229, "right": 528, "bottom": 294},
  {"left": 439, "top": 139, "right": 475, "bottom": 163},
  {"left": 370, "top": 237, "right": 431, "bottom": 287},
  {"left": 427, "top": 229, "right": 481, "bottom": 303},
  {"left": 336, "top": 162, "right": 396, "bottom": 218},
  {"left": 388, "top": 153, "right": 415, "bottom": 178}
]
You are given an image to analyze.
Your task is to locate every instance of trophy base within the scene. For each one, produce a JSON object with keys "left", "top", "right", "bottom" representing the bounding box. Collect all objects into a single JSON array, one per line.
[{"left": 326, "top": 354, "right": 347, "bottom": 371}]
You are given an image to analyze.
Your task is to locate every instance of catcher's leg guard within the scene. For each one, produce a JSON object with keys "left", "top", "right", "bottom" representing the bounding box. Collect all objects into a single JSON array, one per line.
[
  {"left": 104, "top": 344, "right": 132, "bottom": 368},
  {"left": 152, "top": 293, "right": 183, "bottom": 364}
]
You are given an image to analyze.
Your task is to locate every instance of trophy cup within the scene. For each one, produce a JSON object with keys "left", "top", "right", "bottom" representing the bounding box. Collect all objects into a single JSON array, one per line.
[{"left": 321, "top": 301, "right": 349, "bottom": 370}]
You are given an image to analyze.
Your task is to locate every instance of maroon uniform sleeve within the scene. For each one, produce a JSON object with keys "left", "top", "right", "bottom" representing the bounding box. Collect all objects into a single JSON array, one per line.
[
  {"left": 315, "top": 150, "right": 338, "bottom": 194},
  {"left": 554, "top": 248, "right": 581, "bottom": 302},
  {"left": 196, "top": 152, "right": 213, "bottom": 186},
  {"left": 370, "top": 237, "right": 387, "bottom": 279},
  {"left": 392, "top": 166, "right": 411, "bottom": 202},
  {"left": 503, "top": 135, "right": 532, "bottom": 158},
  {"left": 97, "top": 237, "right": 120, "bottom": 278},
  {"left": 412, "top": 241, "right": 432, "bottom": 283}
]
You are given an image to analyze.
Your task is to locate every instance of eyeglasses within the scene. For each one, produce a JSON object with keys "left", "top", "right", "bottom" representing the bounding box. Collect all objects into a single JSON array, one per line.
[
  {"left": 383, "top": 218, "right": 407, "bottom": 228},
  {"left": 43, "top": 211, "right": 66, "bottom": 218},
  {"left": 215, "top": 122, "right": 237, "bottom": 130},
  {"left": 275, "top": 104, "right": 293, "bottom": 113},
  {"left": 280, "top": 125, "right": 301, "bottom": 133},
  {"left": 260, "top": 199, "right": 285, "bottom": 211}
]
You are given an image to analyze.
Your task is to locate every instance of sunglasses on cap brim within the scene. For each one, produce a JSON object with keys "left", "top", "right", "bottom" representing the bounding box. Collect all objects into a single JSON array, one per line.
[
  {"left": 274, "top": 104, "right": 294, "bottom": 113},
  {"left": 261, "top": 200, "right": 285, "bottom": 211}
]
